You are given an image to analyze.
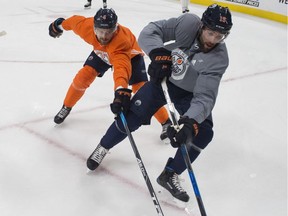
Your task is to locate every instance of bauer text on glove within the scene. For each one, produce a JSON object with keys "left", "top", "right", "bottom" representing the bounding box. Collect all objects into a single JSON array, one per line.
[{"left": 148, "top": 47, "right": 172, "bottom": 83}]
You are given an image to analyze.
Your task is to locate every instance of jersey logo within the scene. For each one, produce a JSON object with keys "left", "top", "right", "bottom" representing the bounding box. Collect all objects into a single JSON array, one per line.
[
  {"left": 192, "top": 59, "right": 203, "bottom": 66},
  {"left": 171, "top": 48, "right": 189, "bottom": 80},
  {"left": 93, "top": 50, "right": 111, "bottom": 65},
  {"left": 193, "top": 43, "right": 199, "bottom": 50}
]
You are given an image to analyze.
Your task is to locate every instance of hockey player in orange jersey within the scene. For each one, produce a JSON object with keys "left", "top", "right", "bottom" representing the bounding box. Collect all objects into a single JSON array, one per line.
[{"left": 48, "top": 7, "right": 170, "bottom": 140}]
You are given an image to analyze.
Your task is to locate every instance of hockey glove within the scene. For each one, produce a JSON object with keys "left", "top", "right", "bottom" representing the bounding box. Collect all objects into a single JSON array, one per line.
[
  {"left": 110, "top": 88, "right": 132, "bottom": 115},
  {"left": 167, "top": 117, "right": 199, "bottom": 148},
  {"left": 148, "top": 48, "right": 172, "bottom": 84},
  {"left": 49, "top": 18, "right": 65, "bottom": 38}
]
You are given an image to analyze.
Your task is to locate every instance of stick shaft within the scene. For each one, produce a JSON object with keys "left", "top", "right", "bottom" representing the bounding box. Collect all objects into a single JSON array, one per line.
[
  {"left": 161, "top": 78, "right": 207, "bottom": 216},
  {"left": 119, "top": 112, "right": 165, "bottom": 216}
]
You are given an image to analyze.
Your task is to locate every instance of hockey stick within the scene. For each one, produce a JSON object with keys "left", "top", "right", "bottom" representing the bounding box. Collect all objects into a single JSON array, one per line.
[
  {"left": 161, "top": 78, "right": 207, "bottom": 216},
  {"left": 119, "top": 112, "right": 165, "bottom": 216}
]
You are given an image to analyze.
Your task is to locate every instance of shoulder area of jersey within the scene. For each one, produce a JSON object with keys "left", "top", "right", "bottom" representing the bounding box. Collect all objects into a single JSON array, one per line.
[{"left": 180, "top": 13, "right": 202, "bottom": 24}]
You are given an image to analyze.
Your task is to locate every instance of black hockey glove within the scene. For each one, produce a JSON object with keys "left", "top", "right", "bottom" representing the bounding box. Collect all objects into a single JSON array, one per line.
[
  {"left": 49, "top": 18, "right": 65, "bottom": 38},
  {"left": 148, "top": 48, "right": 172, "bottom": 84},
  {"left": 167, "top": 117, "right": 199, "bottom": 148},
  {"left": 110, "top": 88, "right": 132, "bottom": 115}
]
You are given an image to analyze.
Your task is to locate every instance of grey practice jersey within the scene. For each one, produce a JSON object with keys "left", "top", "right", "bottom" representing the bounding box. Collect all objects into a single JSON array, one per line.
[{"left": 138, "top": 13, "right": 229, "bottom": 123}]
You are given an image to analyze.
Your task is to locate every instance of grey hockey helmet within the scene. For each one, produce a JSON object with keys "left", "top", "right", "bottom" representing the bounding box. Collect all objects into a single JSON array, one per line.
[
  {"left": 201, "top": 4, "right": 233, "bottom": 34},
  {"left": 94, "top": 8, "right": 118, "bottom": 29}
]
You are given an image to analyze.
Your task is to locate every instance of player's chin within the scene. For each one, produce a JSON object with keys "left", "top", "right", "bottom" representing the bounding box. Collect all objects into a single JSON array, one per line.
[
  {"left": 203, "top": 43, "right": 216, "bottom": 52},
  {"left": 99, "top": 40, "right": 110, "bottom": 45}
]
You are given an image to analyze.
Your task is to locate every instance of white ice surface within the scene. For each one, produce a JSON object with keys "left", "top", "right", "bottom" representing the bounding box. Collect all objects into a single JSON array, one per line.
[{"left": 0, "top": 0, "right": 287, "bottom": 216}]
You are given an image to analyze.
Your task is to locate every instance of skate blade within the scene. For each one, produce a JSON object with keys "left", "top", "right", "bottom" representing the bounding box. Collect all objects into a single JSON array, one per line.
[
  {"left": 86, "top": 168, "right": 94, "bottom": 174},
  {"left": 157, "top": 188, "right": 188, "bottom": 208},
  {"left": 171, "top": 198, "right": 201, "bottom": 215},
  {"left": 184, "top": 203, "right": 201, "bottom": 216},
  {"left": 53, "top": 123, "right": 63, "bottom": 128}
]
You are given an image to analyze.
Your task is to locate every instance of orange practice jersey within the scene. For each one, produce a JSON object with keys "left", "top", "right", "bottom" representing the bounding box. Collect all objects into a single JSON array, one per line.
[{"left": 61, "top": 15, "right": 144, "bottom": 90}]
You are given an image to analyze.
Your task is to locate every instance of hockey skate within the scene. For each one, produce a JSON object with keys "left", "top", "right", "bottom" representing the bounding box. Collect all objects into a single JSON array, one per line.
[
  {"left": 157, "top": 158, "right": 190, "bottom": 202},
  {"left": 160, "top": 119, "right": 172, "bottom": 142},
  {"left": 87, "top": 144, "right": 109, "bottom": 171},
  {"left": 54, "top": 105, "right": 72, "bottom": 124},
  {"left": 84, "top": 0, "right": 92, "bottom": 9}
]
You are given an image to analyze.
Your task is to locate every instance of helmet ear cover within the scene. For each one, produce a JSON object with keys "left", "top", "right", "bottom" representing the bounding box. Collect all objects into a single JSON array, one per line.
[
  {"left": 201, "top": 4, "right": 233, "bottom": 35},
  {"left": 94, "top": 8, "right": 118, "bottom": 29}
]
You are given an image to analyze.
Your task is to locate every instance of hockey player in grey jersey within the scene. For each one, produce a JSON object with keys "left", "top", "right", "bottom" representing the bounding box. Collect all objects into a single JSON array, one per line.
[{"left": 86, "top": 4, "right": 233, "bottom": 202}]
